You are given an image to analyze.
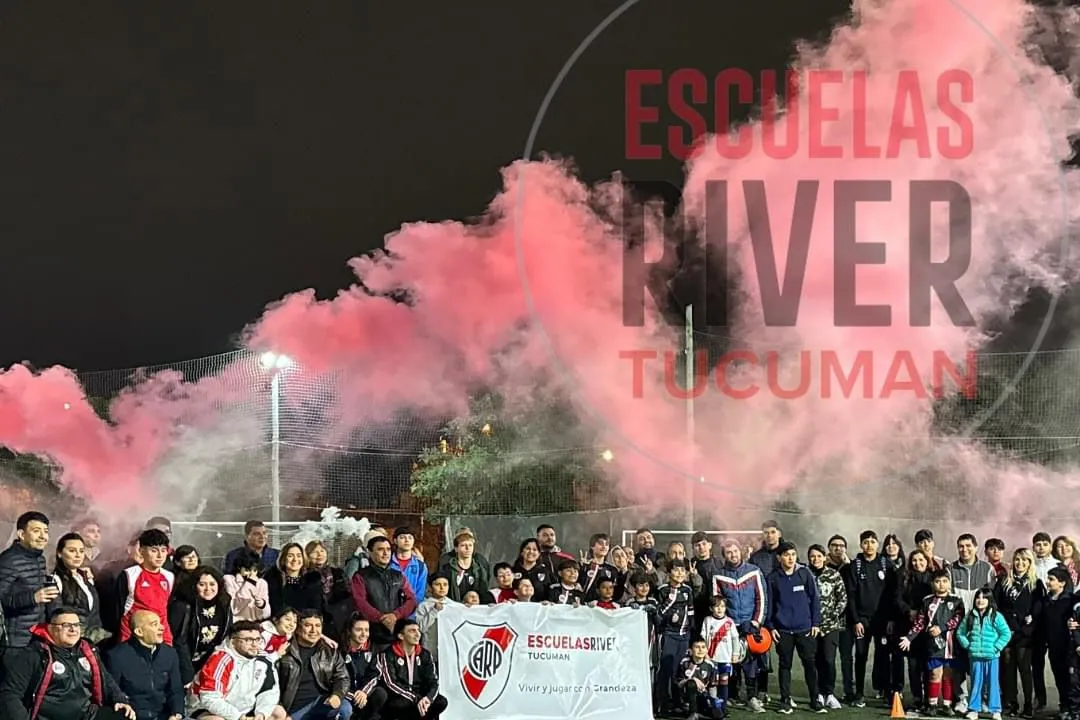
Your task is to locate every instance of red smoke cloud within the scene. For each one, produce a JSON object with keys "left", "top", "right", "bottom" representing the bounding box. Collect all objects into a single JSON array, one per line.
[{"left": 1, "top": 0, "right": 1079, "bottom": 520}]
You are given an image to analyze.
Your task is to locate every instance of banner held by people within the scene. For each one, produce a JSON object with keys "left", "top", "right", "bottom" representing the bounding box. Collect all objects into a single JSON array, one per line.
[{"left": 438, "top": 602, "right": 652, "bottom": 720}]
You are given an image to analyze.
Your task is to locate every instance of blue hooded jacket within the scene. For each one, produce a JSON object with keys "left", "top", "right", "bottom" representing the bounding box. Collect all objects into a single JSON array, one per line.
[{"left": 714, "top": 561, "right": 768, "bottom": 632}]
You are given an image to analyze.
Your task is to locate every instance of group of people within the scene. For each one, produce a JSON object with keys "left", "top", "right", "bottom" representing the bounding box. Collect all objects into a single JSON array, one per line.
[
  {"left": 606, "top": 523, "right": 1080, "bottom": 720},
  {"left": 4, "top": 509, "right": 1080, "bottom": 720},
  {"left": 0, "top": 513, "right": 446, "bottom": 720}
]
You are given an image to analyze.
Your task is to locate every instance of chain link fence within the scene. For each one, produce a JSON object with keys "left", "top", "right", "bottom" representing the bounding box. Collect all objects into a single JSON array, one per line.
[{"left": 0, "top": 343, "right": 1075, "bottom": 559}]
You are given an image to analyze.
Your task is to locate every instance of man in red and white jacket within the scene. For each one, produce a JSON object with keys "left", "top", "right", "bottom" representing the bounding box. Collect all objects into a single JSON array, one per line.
[
  {"left": 190, "top": 620, "right": 286, "bottom": 720},
  {"left": 116, "top": 529, "right": 175, "bottom": 645}
]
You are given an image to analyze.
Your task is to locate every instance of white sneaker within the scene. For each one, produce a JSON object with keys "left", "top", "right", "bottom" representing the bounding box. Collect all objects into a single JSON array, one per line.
[
  {"left": 816, "top": 695, "right": 825, "bottom": 707},
  {"left": 955, "top": 701, "right": 969, "bottom": 715},
  {"left": 749, "top": 697, "right": 766, "bottom": 713},
  {"left": 790, "top": 698, "right": 797, "bottom": 708},
  {"left": 965, "top": 712, "right": 978, "bottom": 720},
  {"left": 826, "top": 695, "right": 843, "bottom": 710},
  {"left": 991, "top": 714, "right": 1002, "bottom": 720}
]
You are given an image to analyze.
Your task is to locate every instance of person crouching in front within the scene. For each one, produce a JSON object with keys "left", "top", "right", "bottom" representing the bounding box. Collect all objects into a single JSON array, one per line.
[
  {"left": 339, "top": 614, "right": 388, "bottom": 720},
  {"left": 677, "top": 637, "right": 721, "bottom": 719},
  {"left": 189, "top": 620, "right": 286, "bottom": 720},
  {"left": 276, "top": 609, "right": 351, "bottom": 720},
  {"left": 0, "top": 606, "right": 136, "bottom": 720},
  {"left": 369, "top": 619, "right": 448, "bottom": 720}
]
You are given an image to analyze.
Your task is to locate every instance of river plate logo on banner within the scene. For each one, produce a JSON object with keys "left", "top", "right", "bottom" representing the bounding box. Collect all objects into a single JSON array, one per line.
[{"left": 452, "top": 620, "right": 519, "bottom": 709}]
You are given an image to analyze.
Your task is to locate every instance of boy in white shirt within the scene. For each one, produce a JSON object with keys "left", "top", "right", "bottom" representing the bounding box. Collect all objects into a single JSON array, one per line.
[{"left": 700, "top": 595, "right": 743, "bottom": 718}]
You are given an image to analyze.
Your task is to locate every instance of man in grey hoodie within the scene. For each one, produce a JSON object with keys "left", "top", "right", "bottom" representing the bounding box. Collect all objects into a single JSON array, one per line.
[{"left": 948, "top": 532, "right": 996, "bottom": 714}]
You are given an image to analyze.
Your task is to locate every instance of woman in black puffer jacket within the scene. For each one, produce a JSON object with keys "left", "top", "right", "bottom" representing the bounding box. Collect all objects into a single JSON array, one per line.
[
  {"left": 896, "top": 549, "right": 934, "bottom": 712},
  {"left": 994, "top": 548, "right": 1045, "bottom": 717}
]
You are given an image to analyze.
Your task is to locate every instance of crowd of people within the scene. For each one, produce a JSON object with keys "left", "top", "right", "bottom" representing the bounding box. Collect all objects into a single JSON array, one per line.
[
  {"left": 0, "top": 511, "right": 1078, "bottom": 720},
  {"left": 0, "top": 514, "right": 444, "bottom": 720},
  {"left": 613, "top": 524, "right": 1080, "bottom": 720}
]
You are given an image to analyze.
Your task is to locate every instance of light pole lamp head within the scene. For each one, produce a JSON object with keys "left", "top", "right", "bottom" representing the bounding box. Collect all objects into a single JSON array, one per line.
[{"left": 259, "top": 351, "right": 294, "bottom": 371}]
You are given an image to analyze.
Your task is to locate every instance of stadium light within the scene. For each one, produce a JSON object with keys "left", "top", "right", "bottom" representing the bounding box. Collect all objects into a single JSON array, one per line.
[
  {"left": 259, "top": 351, "right": 293, "bottom": 371},
  {"left": 259, "top": 350, "right": 293, "bottom": 546}
]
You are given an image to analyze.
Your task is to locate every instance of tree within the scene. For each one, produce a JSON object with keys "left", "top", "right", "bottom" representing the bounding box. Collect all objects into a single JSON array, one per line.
[{"left": 409, "top": 390, "right": 611, "bottom": 520}]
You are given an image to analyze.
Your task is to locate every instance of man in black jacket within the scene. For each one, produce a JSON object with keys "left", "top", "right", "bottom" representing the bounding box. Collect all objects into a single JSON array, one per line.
[
  {"left": 0, "top": 511, "right": 57, "bottom": 649},
  {"left": 107, "top": 610, "right": 183, "bottom": 720},
  {"left": 277, "top": 609, "right": 351, "bottom": 719},
  {"left": 0, "top": 606, "right": 135, "bottom": 720},
  {"left": 363, "top": 618, "right": 447, "bottom": 720},
  {"left": 841, "top": 530, "right": 896, "bottom": 708}
]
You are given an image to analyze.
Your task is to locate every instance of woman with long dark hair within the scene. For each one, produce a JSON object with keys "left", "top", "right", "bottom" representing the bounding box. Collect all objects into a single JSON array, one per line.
[
  {"left": 168, "top": 565, "right": 233, "bottom": 686},
  {"left": 896, "top": 549, "right": 934, "bottom": 713},
  {"left": 264, "top": 542, "right": 324, "bottom": 617},
  {"left": 512, "top": 538, "right": 550, "bottom": 602},
  {"left": 48, "top": 532, "right": 107, "bottom": 644},
  {"left": 338, "top": 612, "right": 387, "bottom": 716}
]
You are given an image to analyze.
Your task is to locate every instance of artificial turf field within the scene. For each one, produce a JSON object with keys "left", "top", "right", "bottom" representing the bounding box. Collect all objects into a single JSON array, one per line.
[{"left": 653, "top": 650, "right": 1061, "bottom": 720}]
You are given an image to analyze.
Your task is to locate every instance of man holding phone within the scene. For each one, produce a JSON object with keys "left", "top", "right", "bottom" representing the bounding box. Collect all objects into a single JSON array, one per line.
[{"left": 0, "top": 511, "right": 57, "bottom": 649}]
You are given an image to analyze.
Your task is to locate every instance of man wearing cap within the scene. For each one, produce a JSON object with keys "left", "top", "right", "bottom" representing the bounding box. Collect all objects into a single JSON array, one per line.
[{"left": 391, "top": 527, "right": 428, "bottom": 610}]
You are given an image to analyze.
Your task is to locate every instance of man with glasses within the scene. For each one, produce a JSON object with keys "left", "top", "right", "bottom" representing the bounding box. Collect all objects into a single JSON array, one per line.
[
  {"left": 190, "top": 620, "right": 286, "bottom": 720},
  {"left": 0, "top": 606, "right": 135, "bottom": 719},
  {"left": 826, "top": 535, "right": 857, "bottom": 704}
]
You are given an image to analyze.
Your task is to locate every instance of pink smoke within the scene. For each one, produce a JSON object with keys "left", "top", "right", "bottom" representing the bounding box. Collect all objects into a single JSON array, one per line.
[
  {"left": 1, "top": 0, "right": 1078, "bottom": 521},
  {"left": 0, "top": 360, "right": 257, "bottom": 509}
]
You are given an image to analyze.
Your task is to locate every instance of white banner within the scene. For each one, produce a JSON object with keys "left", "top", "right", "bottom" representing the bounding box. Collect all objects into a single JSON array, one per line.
[{"left": 437, "top": 602, "right": 652, "bottom": 720}]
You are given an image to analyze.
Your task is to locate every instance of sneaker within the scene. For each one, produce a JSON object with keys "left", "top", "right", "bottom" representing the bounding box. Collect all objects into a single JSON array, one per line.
[
  {"left": 992, "top": 714, "right": 1002, "bottom": 720},
  {"left": 810, "top": 701, "right": 828, "bottom": 714},
  {"left": 790, "top": 699, "right": 797, "bottom": 709},
  {"left": 842, "top": 695, "right": 858, "bottom": 705},
  {"left": 749, "top": 698, "right": 766, "bottom": 714},
  {"left": 853, "top": 696, "right": 867, "bottom": 708},
  {"left": 956, "top": 701, "right": 969, "bottom": 715},
  {"left": 826, "top": 695, "right": 843, "bottom": 710},
  {"left": 778, "top": 706, "right": 794, "bottom": 715},
  {"left": 966, "top": 713, "right": 978, "bottom": 720}
]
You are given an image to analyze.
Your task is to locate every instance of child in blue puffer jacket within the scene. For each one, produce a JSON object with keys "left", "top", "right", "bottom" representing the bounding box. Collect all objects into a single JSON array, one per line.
[{"left": 957, "top": 588, "right": 1012, "bottom": 720}]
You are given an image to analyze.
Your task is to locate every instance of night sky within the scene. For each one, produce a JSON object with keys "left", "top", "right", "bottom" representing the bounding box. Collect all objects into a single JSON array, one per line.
[{"left": 0, "top": 1, "right": 857, "bottom": 371}]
